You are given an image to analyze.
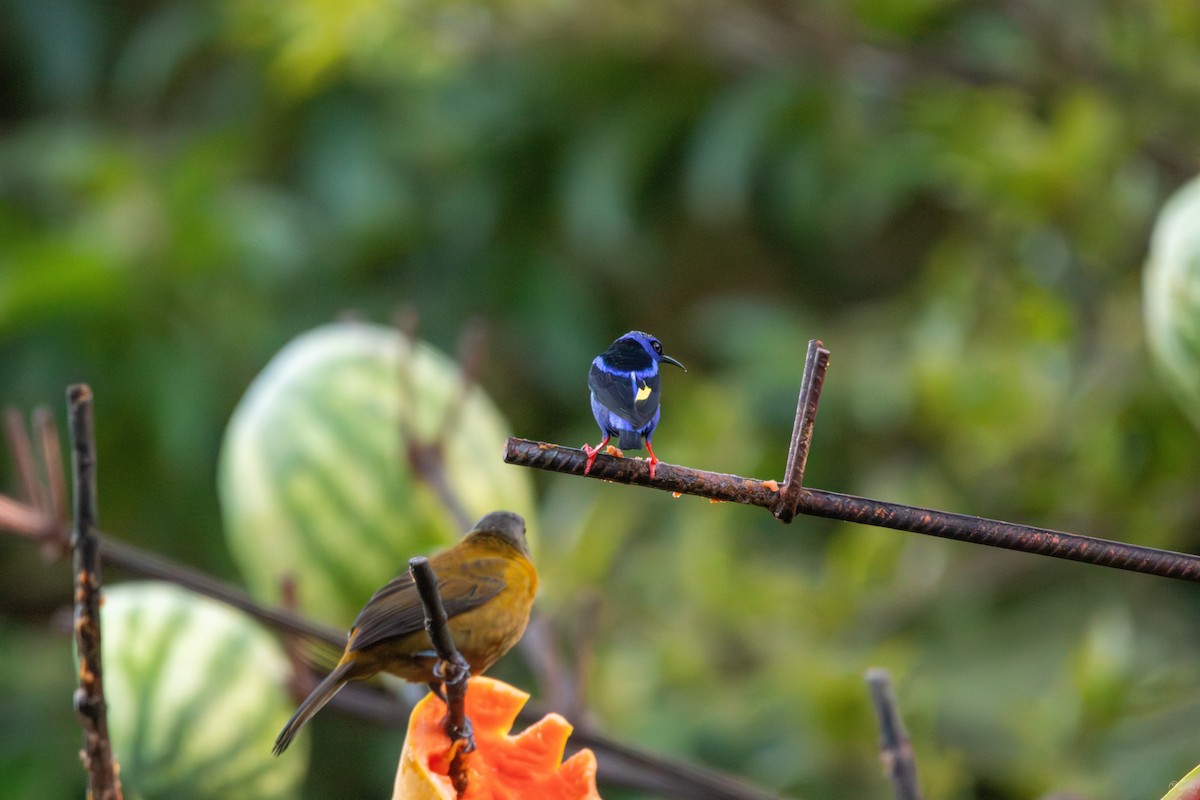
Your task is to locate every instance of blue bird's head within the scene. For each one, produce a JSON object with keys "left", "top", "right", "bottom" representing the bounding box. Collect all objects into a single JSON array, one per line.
[{"left": 605, "top": 331, "right": 687, "bottom": 372}]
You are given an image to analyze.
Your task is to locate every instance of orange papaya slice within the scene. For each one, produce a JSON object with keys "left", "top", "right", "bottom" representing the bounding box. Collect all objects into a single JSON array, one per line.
[{"left": 394, "top": 677, "right": 601, "bottom": 800}]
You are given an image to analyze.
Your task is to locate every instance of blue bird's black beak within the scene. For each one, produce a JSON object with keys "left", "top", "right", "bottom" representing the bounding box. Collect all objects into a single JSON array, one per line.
[{"left": 661, "top": 354, "right": 686, "bottom": 371}]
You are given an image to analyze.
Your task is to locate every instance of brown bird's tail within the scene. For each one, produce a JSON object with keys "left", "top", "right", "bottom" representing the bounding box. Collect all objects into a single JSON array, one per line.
[{"left": 273, "top": 660, "right": 354, "bottom": 756}]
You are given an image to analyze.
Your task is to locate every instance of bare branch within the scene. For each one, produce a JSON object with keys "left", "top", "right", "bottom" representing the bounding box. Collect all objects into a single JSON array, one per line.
[
  {"left": 5, "top": 407, "right": 46, "bottom": 512},
  {"left": 866, "top": 669, "right": 921, "bottom": 800},
  {"left": 34, "top": 405, "right": 69, "bottom": 527},
  {"left": 0, "top": 494, "right": 50, "bottom": 538},
  {"left": 67, "top": 385, "right": 123, "bottom": 800},
  {"left": 436, "top": 318, "right": 486, "bottom": 446},
  {"left": 409, "top": 556, "right": 473, "bottom": 797},
  {"left": 393, "top": 310, "right": 473, "bottom": 531},
  {"left": 99, "top": 537, "right": 343, "bottom": 649}
]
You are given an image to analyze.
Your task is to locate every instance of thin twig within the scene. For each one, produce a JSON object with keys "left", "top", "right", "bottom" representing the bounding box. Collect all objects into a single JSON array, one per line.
[
  {"left": 503, "top": 438, "right": 1200, "bottom": 583},
  {"left": 0, "top": 408, "right": 62, "bottom": 559},
  {"left": 0, "top": 491, "right": 344, "bottom": 650},
  {"left": 4, "top": 407, "right": 46, "bottom": 512},
  {"left": 865, "top": 669, "right": 921, "bottom": 800},
  {"left": 0, "top": 494, "right": 50, "bottom": 538},
  {"left": 568, "top": 590, "right": 604, "bottom": 724},
  {"left": 67, "top": 385, "right": 123, "bottom": 800},
  {"left": 100, "top": 537, "right": 343, "bottom": 648},
  {"left": 519, "top": 612, "right": 572, "bottom": 716},
  {"left": 35, "top": 405, "right": 69, "bottom": 528},
  {"left": 409, "top": 556, "right": 473, "bottom": 797},
  {"left": 406, "top": 443, "right": 473, "bottom": 531},
  {"left": 436, "top": 318, "right": 486, "bottom": 446},
  {"left": 564, "top": 723, "right": 783, "bottom": 800},
  {"left": 392, "top": 306, "right": 421, "bottom": 343},
  {"left": 278, "top": 575, "right": 317, "bottom": 703},
  {"left": 393, "top": 311, "right": 473, "bottom": 530},
  {"left": 773, "top": 340, "right": 831, "bottom": 522}
]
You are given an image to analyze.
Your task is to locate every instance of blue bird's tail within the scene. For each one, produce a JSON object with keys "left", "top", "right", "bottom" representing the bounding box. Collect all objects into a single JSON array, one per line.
[{"left": 618, "top": 429, "right": 643, "bottom": 450}]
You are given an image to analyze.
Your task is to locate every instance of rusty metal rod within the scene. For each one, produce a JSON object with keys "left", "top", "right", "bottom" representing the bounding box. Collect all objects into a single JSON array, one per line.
[
  {"left": 502, "top": 437, "right": 1200, "bottom": 583},
  {"left": 773, "top": 340, "right": 831, "bottom": 523}
]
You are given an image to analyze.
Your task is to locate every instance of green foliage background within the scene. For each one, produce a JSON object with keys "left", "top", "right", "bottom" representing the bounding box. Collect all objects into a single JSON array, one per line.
[{"left": 2, "top": 0, "right": 1200, "bottom": 797}]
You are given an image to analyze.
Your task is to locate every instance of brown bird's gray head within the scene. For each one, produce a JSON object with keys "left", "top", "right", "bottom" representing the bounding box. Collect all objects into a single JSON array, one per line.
[{"left": 469, "top": 510, "right": 529, "bottom": 555}]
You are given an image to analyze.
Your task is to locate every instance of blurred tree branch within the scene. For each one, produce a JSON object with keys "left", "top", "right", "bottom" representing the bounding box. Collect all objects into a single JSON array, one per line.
[{"left": 866, "top": 669, "right": 921, "bottom": 800}]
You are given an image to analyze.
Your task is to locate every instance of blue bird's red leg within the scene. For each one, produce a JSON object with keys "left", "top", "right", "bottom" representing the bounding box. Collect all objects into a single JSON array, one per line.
[
  {"left": 582, "top": 435, "right": 610, "bottom": 475},
  {"left": 644, "top": 440, "right": 660, "bottom": 479}
]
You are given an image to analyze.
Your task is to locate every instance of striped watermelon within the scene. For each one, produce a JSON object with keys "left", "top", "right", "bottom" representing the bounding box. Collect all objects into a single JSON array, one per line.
[
  {"left": 1160, "top": 763, "right": 1200, "bottom": 800},
  {"left": 218, "top": 321, "right": 536, "bottom": 628},
  {"left": 1145, "top": 175, "right": 1200, "bottom": 434},
  {"left": 101, "top": 581, "right": 307, "bottom": 800}
]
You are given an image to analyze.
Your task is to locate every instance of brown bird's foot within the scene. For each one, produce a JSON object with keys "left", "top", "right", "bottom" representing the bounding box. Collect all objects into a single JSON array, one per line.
[
  {"left": 428, "top": 681, "right": 447, "bottom": 702},
  {"left": 446, "top": 716, "right": 475, "bottom": 752}
]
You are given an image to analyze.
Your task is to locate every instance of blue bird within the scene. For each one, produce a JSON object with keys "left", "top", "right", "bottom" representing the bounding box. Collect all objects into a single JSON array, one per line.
[{"left": 583, "top": 331, "right": 686, "bottom": 479}]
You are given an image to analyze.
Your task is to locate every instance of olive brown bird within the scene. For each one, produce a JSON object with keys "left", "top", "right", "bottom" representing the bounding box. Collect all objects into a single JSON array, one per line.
[{"left": 272, "top": 510, "right": 537, "bottom": 755}]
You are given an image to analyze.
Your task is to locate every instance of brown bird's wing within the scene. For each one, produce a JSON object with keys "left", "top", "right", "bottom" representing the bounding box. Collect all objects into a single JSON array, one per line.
[{"left": 346, "top": 560, "right": 508, "bottom": 653}]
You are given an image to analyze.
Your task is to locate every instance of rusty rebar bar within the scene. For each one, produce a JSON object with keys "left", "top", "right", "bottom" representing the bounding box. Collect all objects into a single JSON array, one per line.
[
  {"left": 773, "top": 340, "right": 831, "bottom": 522},
  {"left": 503, "top": 437, "right": 1200, "bottom": 583}
]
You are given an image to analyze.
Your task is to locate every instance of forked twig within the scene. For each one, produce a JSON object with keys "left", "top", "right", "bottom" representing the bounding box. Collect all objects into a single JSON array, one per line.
[
  {"left": 393, "top": 309, "right": 472, "bottom": 530},
  {"left": 409, "top": 556, "right": 473, "bottom": 797},
  {"left": 67, "top": 385, "right": 123, "bottom": 800}
]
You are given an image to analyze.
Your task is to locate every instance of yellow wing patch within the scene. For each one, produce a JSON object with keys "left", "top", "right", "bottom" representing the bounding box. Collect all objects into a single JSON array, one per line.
[{"left": 635, "top": 383, "right": 653, "bottom": 402}]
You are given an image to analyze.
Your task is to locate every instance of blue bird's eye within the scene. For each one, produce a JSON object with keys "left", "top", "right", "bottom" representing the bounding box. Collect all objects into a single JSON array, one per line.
[{"left": 652, "top": 340, "right": 663, "bottom": 355}]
